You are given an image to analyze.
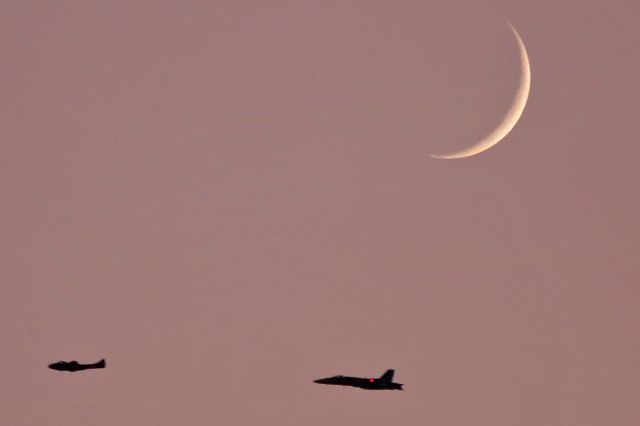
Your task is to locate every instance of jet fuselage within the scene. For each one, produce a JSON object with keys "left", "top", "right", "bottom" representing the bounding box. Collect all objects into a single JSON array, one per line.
[
  {"left": 48, "top": 359, "right": 106, "bottom": 372},
  {"left": 314, "top": 369, "right": 403, "bottom": 390}
]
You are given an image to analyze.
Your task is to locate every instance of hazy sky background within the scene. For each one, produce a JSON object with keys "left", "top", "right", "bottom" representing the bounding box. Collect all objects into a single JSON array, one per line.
[{"left": 2, "top": 1, "right": 639, "bottom": 425}]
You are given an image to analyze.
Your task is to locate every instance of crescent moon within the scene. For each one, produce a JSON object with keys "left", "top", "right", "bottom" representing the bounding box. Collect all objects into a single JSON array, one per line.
[{"left": 430, "top": 23, "right": 531, "bottom": 159}]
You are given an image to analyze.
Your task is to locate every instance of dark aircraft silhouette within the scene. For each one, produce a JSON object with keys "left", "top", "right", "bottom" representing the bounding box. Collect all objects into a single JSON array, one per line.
[
  {"left": 48, "top": 359, "right": 106, "bottom": 372},
  {"left": 314, "top": 369, "right": 403, "bottom": 390}
]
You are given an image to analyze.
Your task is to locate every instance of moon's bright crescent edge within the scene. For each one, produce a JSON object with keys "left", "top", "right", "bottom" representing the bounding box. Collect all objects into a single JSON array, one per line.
[{"left": 430, "top": 23, "right": 531, "bottom": 159}]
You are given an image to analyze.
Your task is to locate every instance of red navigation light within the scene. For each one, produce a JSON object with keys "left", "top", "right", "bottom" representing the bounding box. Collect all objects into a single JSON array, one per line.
[{"left": 369, "top": 378, "right": 375, "bottom": 382}]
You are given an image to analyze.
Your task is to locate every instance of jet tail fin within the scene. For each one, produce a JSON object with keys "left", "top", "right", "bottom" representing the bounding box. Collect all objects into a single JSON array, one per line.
[
  {"left": 94, "top": 359, "right": 106, "bottom": 368},
  {"left": 379, "top": 369, "right": 394, "bottom": 383}
]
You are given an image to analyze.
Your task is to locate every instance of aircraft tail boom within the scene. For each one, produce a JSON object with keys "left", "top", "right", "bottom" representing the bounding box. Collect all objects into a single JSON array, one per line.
[{"left": 91, "top": 359, "right": 106, "bottom": 369}]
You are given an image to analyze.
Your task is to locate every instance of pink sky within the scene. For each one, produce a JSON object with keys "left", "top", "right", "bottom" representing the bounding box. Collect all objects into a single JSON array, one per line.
[{"left": 2, "top": 1, "right": 639, "bottom": 425}]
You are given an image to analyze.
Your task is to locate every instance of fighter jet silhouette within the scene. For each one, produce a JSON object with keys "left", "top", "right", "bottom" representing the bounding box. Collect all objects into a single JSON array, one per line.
[
  {"left": 48, "top": 359, "right": 106, "bottom": 372},
  {"left": 314, "top": 369, "right": 403, "bottom": 390}
]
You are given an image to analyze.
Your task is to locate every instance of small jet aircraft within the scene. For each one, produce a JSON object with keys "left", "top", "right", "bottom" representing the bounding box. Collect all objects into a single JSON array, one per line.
[
  {"left": 314, "top": 369, "right": 403, "bottom": 390},
  {"left": 48, "top": 359, "right": 106, "bottom": 372}
]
